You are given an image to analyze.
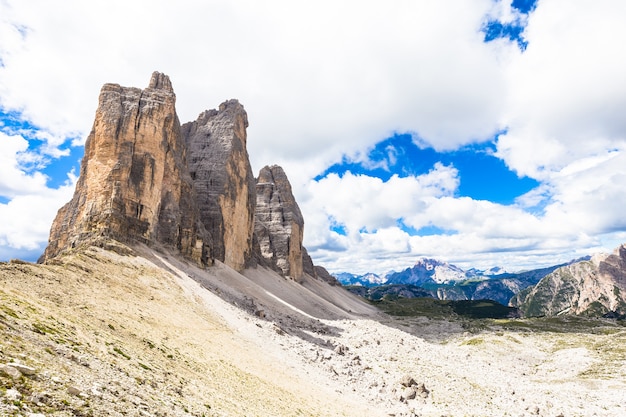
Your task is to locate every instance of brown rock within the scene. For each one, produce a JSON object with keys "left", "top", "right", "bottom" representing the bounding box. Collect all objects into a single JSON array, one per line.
[
  {"left": 182, "top": 100, "right": 256, "bottom": 271},
  {"left": 254, "top": 165, "right": 305, "bottom": 280},
  {"left": 41, "top": 72, "right": 209, "bottom": 264}
]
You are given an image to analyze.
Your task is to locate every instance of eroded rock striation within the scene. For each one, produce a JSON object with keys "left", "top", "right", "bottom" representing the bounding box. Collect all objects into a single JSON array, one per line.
[
  {"left": 182, "top": 100, "right": 256, "bottom": 271},
  {"left": 512, "top": 244, "right": 626, "bottom": 316},
  {"left": 41, "top": 72, "right": 332, "bottom": 283},
  {"left": 42, "top": 72, "right": 209, "bottom": 264},
  {"left": 254, "top": 165, "right": 305, "bottom": 280}
]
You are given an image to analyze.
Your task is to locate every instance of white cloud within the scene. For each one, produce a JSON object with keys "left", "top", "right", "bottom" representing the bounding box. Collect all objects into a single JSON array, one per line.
[
  {"left": 302, "top": 149, "right": 626, "bottom": 274},
  {"left": 0, "top": 0, "right": 514, "bottom": 169},
  {"left": 498, "top": 0, "right": 626, "bottom": 177},
  {"left": 1, "top": 0, "right": 625, "bottom": 272},
  {"left": 0, "top": 131, "right": 50, "bottom": 197},
  {"left": 0, "top": 131, "right": 76, "bottom": 260}
]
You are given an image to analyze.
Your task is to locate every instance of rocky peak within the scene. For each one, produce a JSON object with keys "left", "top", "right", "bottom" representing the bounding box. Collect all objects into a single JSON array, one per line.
[
  {"left": 41, "top": 72, "right": 331, "bottom": 284},
  {"left": 254, "top": 165, "right": 305, "bottom": 280},
  {"left": 148, "top": 71, "right": 174, "bottom": 92},
  {"left": 41, "top": 72, "right": 209, "bottom": 264},
  {"left": 512, "top": 244, "right": 626, "bottom": 317},
  {"left": 182, "top": 99, "right": 256, "bottom": 271}
]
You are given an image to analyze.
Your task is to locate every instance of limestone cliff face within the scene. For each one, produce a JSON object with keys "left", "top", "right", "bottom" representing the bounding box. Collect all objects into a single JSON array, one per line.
[
  {"left": 512, "top": 244, "right": 626, "bottom": 317},
  {"left": 41, "top": 72, "right": 332, "bottom": 284},
  {"left": 254, "top": 165, "right": 305, "bottom": 280},
  {"left": 182, "top": 100, "right": 256, "bottom": 271},
  {"left": 42, "top": 72, "right": 209, "bottom": 264}
]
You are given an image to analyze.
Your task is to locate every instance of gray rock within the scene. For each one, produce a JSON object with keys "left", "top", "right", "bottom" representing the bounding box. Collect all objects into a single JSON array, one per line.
[
  {"left": 415, "top": 382, "right": 430, "bottom": 398},
  {"left": 8, "top": 362, "right": 36, "bottom": 376},
  {"left": 399, "top": 375, "right": 417, "bottom": 388},
  {"left": 183, "top": 100, "right": 256, "bottom": 271},
  {"left": 5, "top": 388, "right": 21, "bottom": 401},
  {"left": 334, "top": 344, "right": 348, "bottom": 355},
  {"left": 254, "top": 165, "right": 305, "bottom": 280},
  {"left": 402, "top": 386, "right": 417, "bottom": 401}
]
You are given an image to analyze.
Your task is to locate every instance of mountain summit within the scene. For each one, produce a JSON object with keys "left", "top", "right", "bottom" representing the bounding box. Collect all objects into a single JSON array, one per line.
[
  {"left": 42, "top": 72, "right": 209, "bottom": 264},
  {"left": 41, "top": 72, "right": 318, "bottom": 280}
]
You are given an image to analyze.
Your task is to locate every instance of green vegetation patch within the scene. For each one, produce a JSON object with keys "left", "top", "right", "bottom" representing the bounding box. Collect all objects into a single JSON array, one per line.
[
  {"left": 369, "top": 297, "right": 518, "bottom": 320},
  {"left": 112, "top": 346, "right": 131, "bottom": 360}
]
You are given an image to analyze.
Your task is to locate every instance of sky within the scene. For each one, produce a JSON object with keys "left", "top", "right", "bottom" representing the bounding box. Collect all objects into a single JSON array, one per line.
[{"left": 1, "top": 0, "right": 626, "bottom": 275}]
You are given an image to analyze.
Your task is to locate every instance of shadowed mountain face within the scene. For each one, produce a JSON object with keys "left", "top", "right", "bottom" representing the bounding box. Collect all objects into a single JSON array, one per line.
[
  {"left": 182, "top": 100, "right": 256, "bottom": 271},
  {"left": 254, "top": 165, "right": 306, "bottom": 281}
]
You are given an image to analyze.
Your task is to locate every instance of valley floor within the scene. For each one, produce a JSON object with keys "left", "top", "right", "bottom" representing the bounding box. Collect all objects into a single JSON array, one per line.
[{"left": 1, "top": 245, "right": 625, "bottom": 416}]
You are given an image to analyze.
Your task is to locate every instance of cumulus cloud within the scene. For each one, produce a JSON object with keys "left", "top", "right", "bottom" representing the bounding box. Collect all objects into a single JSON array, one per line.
[
  {"left": 498, "top": 0, "right": 626, "bottom": 177},
  {"left": 1, "top": 0, "right": 625, "bottom": 272},
  {"left": 0, "top": 0, "right": 515, "bottom": 169},
  {"left": 0, "top": 132, "right": 76, "bottom": 259},
  {"left": 302, "top": 149, "right": 626, "bottom": 274}
]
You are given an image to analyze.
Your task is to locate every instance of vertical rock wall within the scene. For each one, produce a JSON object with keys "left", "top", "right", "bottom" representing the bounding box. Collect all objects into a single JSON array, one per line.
[
  {"left": 42, "top": 72, "right": 209, "bottom": 264},
  {"left": 254, "top": 165, "right": 305, "bottom": 280},
  {"left": 182, "top": 100, "right": 256, "bottom": 272},
  {"left": 42, "top": 71, "right": 328, "bottom": 283}
]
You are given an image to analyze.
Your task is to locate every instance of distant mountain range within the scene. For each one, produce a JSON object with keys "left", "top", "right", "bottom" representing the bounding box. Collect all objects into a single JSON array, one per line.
[
  {"left": 336, "top": 258, "right": 497, "bottom": 287},
  {"left": 340, "top": 249, "right": 626, "bottom": 318},
  {"left": 336, "top": 258, "right": 523, "bottom": 287},
  {"left": 336, "top": 257, "right": 576, "bottom": 306}
]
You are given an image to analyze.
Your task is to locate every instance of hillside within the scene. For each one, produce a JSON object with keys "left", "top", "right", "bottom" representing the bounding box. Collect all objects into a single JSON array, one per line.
[
  {"left": 1, "top": 242, "right": 376, "bottom": 417},
  {"left": 513, "top": 245, "right": 626, "bottom": 317},
  {"left": 2, "top": 242, "right": 626, "bottom": 416}
]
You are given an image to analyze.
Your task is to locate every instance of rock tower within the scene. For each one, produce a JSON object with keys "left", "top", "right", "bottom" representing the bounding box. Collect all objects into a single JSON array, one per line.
[{"left": 42, "top": 72, "right": 208, "bottom": 264}]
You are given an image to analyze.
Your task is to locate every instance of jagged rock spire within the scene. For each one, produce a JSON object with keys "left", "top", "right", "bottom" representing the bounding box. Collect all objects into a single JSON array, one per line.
[
  {"left": 254, "top": 165, "right": 305, "bottom": 280},
  {"left": 41, "top": 72, "right": 328, "bottom": 283},
  {"left": 182, "top": 99, "right": 256, "bottom": 272},
  {"left": 148, "top": 71, "right": 174, "bottom": 91},
  {"left": 41, "top": 72, "right": 209, "bottom": 264}
]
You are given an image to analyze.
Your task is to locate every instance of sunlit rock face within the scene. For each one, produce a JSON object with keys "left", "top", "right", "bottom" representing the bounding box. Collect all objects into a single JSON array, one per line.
[
  {"left": 182, "top": 100, "right": 256, "bottom": 272},
  {"left": 512, "top": 244, "right": 626, "bottom": 317},
  {"left": 254, "top": 165, "right": 305, "bottom": 281},
  {"left": 42, "top": 72, "right": 209, "bottom": 264}
]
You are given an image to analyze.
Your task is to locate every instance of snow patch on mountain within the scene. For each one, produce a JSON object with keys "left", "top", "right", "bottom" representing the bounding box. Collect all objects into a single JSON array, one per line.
[{"left": 335, "top": 258, "right": 509, "bottom": 286}]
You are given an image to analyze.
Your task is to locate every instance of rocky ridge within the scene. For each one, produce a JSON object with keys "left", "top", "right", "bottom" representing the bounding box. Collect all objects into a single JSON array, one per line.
[
  {"left": 512, "top": 244, "right": 626, "bottom": 317},
  {"left": 41, "top": 72, "right": 318, "bottom": 278},
  {"left": 254, "top": 165, "right": 307, "bottom": 281}
]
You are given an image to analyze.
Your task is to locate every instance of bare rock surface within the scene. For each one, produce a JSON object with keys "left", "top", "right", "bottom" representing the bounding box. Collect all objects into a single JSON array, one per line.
[
  {"left": 182, "top": 100, "right": 256, "bottom": 271},
  {"left": 513, "top": 244, "right": 626, "bottom": 316},
  {"left": 3, "top": 244, "right": 626, "bottom": 416},
  {"left": 41, "top": 72, "right": 208, "bottom": 264},
  {"left": 254, "top": 165, "right": 305, "bottom": 280}
]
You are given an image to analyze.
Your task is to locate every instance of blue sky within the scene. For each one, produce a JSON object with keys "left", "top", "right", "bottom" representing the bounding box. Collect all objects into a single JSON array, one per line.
[
  {"left": 316, "top": 134, "right": 539, "bottom": 206},
  {"left": 2, "top": 0, "right": 626, "bottom": 274}
]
